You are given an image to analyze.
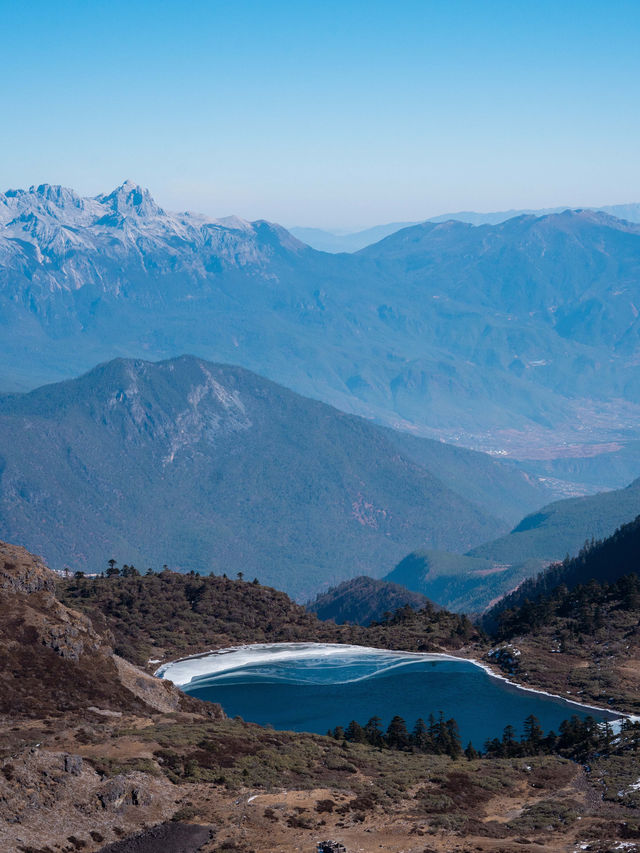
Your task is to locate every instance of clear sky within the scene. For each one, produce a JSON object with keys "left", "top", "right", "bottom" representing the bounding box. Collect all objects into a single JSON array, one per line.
[{"left": 1, "top": 0, "right": 639, "bottom": 228}]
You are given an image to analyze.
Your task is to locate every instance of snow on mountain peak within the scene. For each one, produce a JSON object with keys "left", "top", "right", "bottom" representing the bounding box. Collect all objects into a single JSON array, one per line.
[
  {"left": 0, "top": 179, "right": 304, "bottom": 273},
  {"left": 0, "top": 183, "right": 101, "bottom": 228},
  {"left": 98, "top": 181, "right": 165, "bottom": 218}
]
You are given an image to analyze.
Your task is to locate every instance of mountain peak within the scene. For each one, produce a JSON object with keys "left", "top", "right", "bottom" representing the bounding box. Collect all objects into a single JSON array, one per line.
[
  {"left": 32, "top": 183, "right": 84, "bottom": 207},
  {"left": 98, "top": 180, "right": 164, "bottom": 218}
]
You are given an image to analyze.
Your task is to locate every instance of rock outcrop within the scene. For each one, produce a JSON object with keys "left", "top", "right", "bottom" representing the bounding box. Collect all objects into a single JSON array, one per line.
[{"left": 0, "top": 539, "right": 215, "bottom": 717}]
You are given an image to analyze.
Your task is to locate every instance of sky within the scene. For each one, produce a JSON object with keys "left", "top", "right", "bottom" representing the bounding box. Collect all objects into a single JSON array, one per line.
[{"left": 1, "top": 0, "right": 639, "bottom": 229}]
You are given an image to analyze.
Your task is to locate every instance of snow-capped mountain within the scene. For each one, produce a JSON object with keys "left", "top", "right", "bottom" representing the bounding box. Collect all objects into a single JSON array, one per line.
[{"left": 0, "top": 180, "right": 307, "bottom": 296}]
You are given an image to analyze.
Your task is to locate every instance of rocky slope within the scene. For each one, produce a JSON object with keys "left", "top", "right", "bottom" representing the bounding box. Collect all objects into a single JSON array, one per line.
[
  {"left": 0, "top": 541, "right": 206, "bottom": 718},
  {"left": 0, "top": 539, "right": 220, "bottom": 851}
]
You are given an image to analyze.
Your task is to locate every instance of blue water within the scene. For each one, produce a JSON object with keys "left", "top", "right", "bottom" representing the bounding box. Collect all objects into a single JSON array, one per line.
[{"left": 170, "top": 644, "right": 618, "bottom": 748}]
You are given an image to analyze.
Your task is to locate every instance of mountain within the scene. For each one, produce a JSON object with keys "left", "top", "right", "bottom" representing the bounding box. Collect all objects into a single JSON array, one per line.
[
  {"left": 428, "top": 201, "right": 640, "bottom": 228},
  {"left": 289, "top": 221, "right": 418, "bottom": 253},
  {"left": 385, "top": 477, "right": 640, "bottom": 612},
  {"left": 0, "top": 355, "right": 532, "bottom": 599},
  {"left": 307, "top": 576, "right": 431, "bottom": 625},
  {"left": 291, "top": 202, "right": 640, "bottom": 252},
  {"left": 485, "top": 514, "right": 640, "bottom": 628},
  {"left": 3, "top": 183, "right": 640, "bottom": 473}
]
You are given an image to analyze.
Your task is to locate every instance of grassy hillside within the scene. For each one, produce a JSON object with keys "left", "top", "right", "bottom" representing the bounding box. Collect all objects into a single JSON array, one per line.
[
  {"left": 469, "top": 477, "right": 640, "bottom": 564},
  {"left": 383, "top": 550, "right": 521, "bottom": 613}
]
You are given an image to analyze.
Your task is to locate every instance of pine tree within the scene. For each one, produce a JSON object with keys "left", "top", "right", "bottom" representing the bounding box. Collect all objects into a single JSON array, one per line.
[
  {"left": 464, "top": 741, "right": 479, "bottom": 761},
  {"left": 412, "top": 717, "right": 433, "bottom": 752},
  {"left": 502, "top": 724, "right": 518, "bottom": 757},
  {"left": 445, "top": 717, "right": 462, "bottom": 759},
  {"left": 365, "top": 716, "right": 384, "bottom": 748},
  {"left": 522, "top": 714, "right": 544, "bottom": 752},
  {"left": 386, "top": 715, "right": 410, "bottom": 750},
  {"left": 345, "top": 720, "right": 366, "bottom": 744}
]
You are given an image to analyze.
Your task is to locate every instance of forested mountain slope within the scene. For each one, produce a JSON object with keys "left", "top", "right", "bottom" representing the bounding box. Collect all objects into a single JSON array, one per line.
[
  {"left": 0, "top": 355, "right": 529, "bottom": 599},
  {"left": 385, "top": 480, "right": 640, "bottom": 612},
  {"left": 481, "top": 516, "right": 640, "bottom": 712}
]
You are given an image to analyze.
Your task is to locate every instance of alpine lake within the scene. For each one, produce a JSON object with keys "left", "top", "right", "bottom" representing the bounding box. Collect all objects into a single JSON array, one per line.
[{"left": 157, "top": 643, "right": 619, "bottom": 748}]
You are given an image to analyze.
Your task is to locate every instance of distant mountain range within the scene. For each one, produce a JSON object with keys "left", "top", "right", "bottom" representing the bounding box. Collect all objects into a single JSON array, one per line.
[
  {"left": 290, "top": 202, "right": 640, "bottom": 252},
  {"left": 2, "top": 182, "right": 640, "bottom": 483},
  {"left": 0, "top": 356, "right": 551, "bottom": 599},
  {"left": 289, "top": 222, "right": 419, "bottom": 253},
  {"left": 385, "top": 477, "right": 640, "bottom": 612}
]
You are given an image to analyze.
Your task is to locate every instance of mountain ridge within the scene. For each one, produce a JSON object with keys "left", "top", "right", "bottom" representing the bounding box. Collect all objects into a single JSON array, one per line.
[
  {"left": 3, "top": 182, "right": 640, "bottom": 477},
  {"left": 291, "top": 202, "right": 640, "bottom": 252}
]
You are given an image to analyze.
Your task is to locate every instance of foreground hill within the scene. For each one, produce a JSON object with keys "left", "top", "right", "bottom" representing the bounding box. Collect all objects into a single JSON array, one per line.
[
  {"left": 0, "top": 355, "right": 545, "bottom": 599},
  {"left": 6, "top": 537, "right": 640, "bottom": 853},
  {"left": 307, "top": 575, "right": 432, "bottom": 625},
  {"left": 3, "top": 183, "right": 640, "bottom": 468},
  {"left": 385, "top": 477, "right": 640, "bottom": 612},
  {"left": 481, "top": 517, "right": 640, "bottom": 712},
  {"left": 0, "top": 540, "right": 208, "bottom": 720}
]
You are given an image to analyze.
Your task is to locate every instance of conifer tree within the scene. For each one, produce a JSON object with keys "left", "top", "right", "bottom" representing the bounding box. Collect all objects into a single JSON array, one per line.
[
  {"left": 386, "top": 715, "right": 410, "bottom": 750},
  {"left": 464, "top": 741, "right": 479, "bottom": 760}
]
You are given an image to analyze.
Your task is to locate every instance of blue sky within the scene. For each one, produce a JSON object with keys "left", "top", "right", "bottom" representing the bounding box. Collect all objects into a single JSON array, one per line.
[{"left": 1, "top": 0, "right": 639, "bottom": 228}]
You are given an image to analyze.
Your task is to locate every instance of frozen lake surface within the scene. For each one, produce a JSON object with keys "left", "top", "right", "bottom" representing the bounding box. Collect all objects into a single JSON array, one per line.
[{"left": 157, "top": 643, "right": 618, "bottom": 747}]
